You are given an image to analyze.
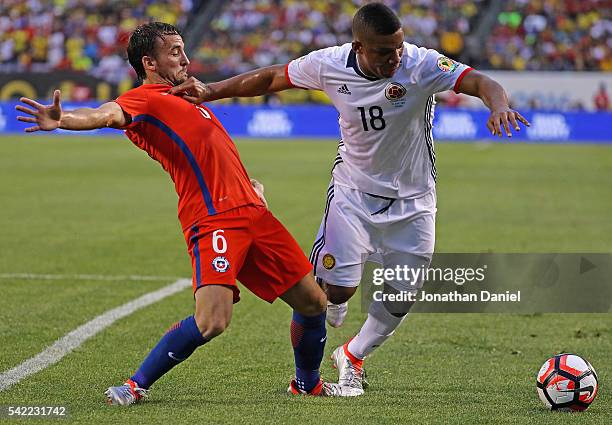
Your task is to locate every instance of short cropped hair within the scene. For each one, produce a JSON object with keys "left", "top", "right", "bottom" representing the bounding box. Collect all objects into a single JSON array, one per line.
[
  {"left": 127, "top": 22, "right": 182, "bottom": 80},
  {"left": 352, "top": 3, "right": 402, "bottom": 38}
]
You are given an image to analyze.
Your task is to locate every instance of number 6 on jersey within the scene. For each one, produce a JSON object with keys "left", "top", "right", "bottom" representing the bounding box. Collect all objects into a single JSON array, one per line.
[{"left": 212, "top": 229, "right": 227, "bottom": 253}]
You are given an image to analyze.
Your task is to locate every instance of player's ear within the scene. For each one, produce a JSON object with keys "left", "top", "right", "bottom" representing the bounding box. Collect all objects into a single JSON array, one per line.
[
  {"left": 352, "top": 41, "right": 363, "bottom": 54},
  {"left": 142, "top": 55, "right": 156, "bottom": 73}
]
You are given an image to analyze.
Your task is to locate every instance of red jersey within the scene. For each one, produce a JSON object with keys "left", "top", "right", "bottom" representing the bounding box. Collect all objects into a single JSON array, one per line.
[{"left": 115, "top": 84, "right": 262, "bottom": 231}]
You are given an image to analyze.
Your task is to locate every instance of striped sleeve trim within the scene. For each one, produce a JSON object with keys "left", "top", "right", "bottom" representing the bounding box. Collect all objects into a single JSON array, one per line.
[{"left": 453, "top": 67, "right": 474, "bottom": 93}]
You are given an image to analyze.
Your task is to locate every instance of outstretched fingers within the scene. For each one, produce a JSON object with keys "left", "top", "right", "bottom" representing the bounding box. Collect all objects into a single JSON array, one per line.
[
  {"left": 15, "top": 105, "right": 38, "bottom": 116},
  {"left": 489, "top": 110, "right": 531, "bottom": 138},
  {"left": 515, "top": 111, "right": 530, "bottom": 127},
  {"left": 508, "top": 113, "right": 520, "bottom": 131},
  {"left": 19, "top": 97, "right": 44, "bottom": 110},
  {"left": 17, "top": 116, "right": 38, "bottom": 123},
  {"left": 489, "top": 115, "right": 503, "bottom": 137},
  {"left": 500, "top": 114, "right": 512, "bottom": 137}
]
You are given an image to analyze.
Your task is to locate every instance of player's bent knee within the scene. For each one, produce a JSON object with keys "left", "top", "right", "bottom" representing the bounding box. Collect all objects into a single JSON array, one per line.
[
  {"left": 326, "top": 283, "right": 357, "bottom": 305},
  {"left": 281, "top": 272, "right": 327, "bottom": 316},
  {"left": 298, "top": 290, "right": 327, "bottom": 316},
  {"left": 194, "top": 315, "right": 231, "bottom": 339},
  {"left": 198, "top": 318, "right": 229, "bottom": 339}
]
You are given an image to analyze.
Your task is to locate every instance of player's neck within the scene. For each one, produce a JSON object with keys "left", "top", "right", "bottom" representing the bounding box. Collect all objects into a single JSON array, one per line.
[
  {"left": 355, "top": 55, "right": 377, "bottom": 79},
  {"left": 143, "top": 74, "right": 173, "bottom": 86}
]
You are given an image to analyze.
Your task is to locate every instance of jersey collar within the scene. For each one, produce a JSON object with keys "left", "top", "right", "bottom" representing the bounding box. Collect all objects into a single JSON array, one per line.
[{"left": 346, "top": 50, "right": 380, "bottom": 82}]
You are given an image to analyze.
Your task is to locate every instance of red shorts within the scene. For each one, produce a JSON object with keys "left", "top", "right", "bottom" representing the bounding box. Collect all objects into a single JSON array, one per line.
[{"left": 186, "top": 205, "right": 312, "bottom": 303}]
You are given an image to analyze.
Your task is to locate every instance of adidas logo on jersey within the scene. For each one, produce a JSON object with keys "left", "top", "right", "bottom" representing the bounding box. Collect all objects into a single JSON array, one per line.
[{"left": 337, "top": 84, "right": 351, "bottom": 95}]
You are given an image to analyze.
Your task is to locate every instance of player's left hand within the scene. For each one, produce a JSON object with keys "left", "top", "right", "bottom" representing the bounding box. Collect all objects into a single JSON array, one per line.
[
  {"left": 168, "top": 77, "right": 212, "bottom": 104},
  {"left": 250, "top": 178, "right": 268, "bottom": 208},
  {"left": 488, "top": 108, "right": 530, "bottom": 138},
  {"left": 15, "top": 89, "right": 63, "bottom": 132}
]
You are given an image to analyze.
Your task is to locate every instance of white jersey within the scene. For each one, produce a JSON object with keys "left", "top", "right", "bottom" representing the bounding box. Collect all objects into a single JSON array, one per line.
[{"left": 287, "top": 42, "right": 472, "bottom": 199}]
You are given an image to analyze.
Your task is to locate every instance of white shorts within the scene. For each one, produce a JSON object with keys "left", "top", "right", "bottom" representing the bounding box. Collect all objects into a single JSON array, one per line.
[{"left": 309, "top": 183, "right": 436, "bottom": 291}]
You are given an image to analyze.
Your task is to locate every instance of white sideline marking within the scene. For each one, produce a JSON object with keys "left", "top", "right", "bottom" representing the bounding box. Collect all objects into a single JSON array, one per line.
[
  {"left": 0, "top": 273, "right": 182, "bottom": 282},
  {"left": 0, "top": 278, "right": 191, "bottom": 392}
]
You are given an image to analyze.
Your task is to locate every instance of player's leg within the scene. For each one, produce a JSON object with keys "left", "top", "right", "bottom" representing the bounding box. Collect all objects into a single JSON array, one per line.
[
  {"left": 330, "top": 253, "right": 430, "bottom": 396},
  {"left": 309, "top": 184, "right": 374, "bottom": 327},
  {"left": 106, "top": 218, "right": 249, "bottom": 405},
  {"left": 237, "top": 207, "right": 341, "bottom": 395},
  {"left": 317, "top": 282, "right": 356, "bottom": 329},
  {"left": 105, "top": 285, "right": 232, "bottom": 405},
  {"left": 279, "top": 272, "right": 330, "bottom": 394},
  {"left": 334, "top": 191, "right": 437, "bottom": 392},
  {"left": 129, "top": 285, "right": 232, "bottom": 388}
]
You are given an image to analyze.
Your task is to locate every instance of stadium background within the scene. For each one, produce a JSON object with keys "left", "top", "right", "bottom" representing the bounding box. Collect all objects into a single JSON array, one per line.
[
  {"left": 0, "top": 1, "right": 611, "bottom": 424},
  {"left": 0, "top": 0, "right": 610, "bottom": 140}
]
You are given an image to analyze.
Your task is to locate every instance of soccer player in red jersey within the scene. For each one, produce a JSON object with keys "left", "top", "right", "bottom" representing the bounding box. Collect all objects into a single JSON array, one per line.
[{"left": 15, "top": 22, "right": 345, "bottom": 402}]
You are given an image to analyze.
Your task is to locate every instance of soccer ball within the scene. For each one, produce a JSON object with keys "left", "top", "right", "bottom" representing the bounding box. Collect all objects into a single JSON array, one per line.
[{"left": 536, "top": 353, "right": 598, "bottom": 411}]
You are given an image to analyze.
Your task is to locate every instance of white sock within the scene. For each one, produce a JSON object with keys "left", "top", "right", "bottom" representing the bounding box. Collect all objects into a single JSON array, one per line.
[{"left": 347, "top": 300, "right": 406, "bottom": 359}]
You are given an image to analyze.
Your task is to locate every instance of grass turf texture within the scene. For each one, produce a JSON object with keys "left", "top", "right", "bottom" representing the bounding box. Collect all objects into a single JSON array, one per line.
[{"left": 0, "top": 135, "right": 610, "bottom": 424}]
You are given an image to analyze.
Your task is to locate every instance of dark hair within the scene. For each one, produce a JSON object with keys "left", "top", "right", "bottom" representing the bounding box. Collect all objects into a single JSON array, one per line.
[
  {"left": 352, "top": 3, "right": 401, "bottom": 38},
  {"left": 127, "top": 22, "right": 182, "bottom": 80}
]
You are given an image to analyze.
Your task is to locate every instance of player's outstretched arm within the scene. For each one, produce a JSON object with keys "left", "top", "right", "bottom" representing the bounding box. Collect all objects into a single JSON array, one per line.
[
  {"left": 15, "top": 89, "right": 127, "bottom": 132},
  {"left": 169, "top": 65, "right": 291, "bottom": 104},
  {"left": 456, "top": 71, "right": 530, "bottom": 138}
]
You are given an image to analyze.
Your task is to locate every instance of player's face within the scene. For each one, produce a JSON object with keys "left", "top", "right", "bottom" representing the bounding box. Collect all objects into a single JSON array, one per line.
[
  {"left": 151, "top": 34, "right": 190, "bottom": 85},
  {"left": 354, "top": 29, "right": 404, "bottom": 79}
]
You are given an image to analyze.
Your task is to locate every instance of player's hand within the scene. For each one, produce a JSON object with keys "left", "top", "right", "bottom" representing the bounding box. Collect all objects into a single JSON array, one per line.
[
  {"left": 250, "top": 178, "right": 268, "bottom": 208},
  {"left": 15, "top": 90, "right": 62, "bottom": 132},
  {"left": 487, "top": 108, "right": 530, "bottom": 138},
  {"left": 168, "top": 77, "right": 212, "bottom": 104}
]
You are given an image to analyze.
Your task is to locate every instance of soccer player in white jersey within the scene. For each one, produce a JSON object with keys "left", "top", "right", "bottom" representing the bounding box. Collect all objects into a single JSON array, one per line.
[{"left": 170, "top": 2, "right": 530, "bottom": 396}]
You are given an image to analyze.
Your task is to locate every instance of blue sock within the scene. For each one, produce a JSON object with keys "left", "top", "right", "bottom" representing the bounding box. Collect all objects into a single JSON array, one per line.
[
  {"left": 291, "top": 311, "right": 326, "bottom": 392},
  {"left": 131, "top": 315, "right": 207, "bottom": 389}
]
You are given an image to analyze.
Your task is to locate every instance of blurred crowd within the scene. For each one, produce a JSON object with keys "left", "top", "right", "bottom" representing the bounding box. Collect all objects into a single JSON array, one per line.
[
  {"left": 0, "top": 0, "right": 609, "bottom": 109},
  {"left": 0, "top": 0, "right": 193, "bottom": 82},
  {"left": 484, "top": 0, "right": 612, "bottom": 71},
  {"left": 191, "top": 0, "right": 487, "bottom": 76},
  {"left": 1, "top": 0, "right": 609, "bottom": 79}
]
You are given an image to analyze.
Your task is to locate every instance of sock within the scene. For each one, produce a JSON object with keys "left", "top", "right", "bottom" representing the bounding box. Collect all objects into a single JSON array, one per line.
[
  {"left": 291, "top": 311, "right": 326, "bottom": 392},
  {"left": 342, "top": 340, "right": 364, "bottom": 369},
  {"left": 131, "top": 315, "right": 208, "bottom": 389},
  {"left": 347, "top": 300, "right": 406, "bottom": 359}
]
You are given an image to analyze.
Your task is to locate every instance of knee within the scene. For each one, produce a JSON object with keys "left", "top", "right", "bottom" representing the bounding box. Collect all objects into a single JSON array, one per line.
[
  {"left": 326, "top": 283, "right": 357, "bottom": 305},
  {"left": 306, "top": 290, "right": 327, "bottom": 316},
  {"left": 194, "top": 314, "right": 230, "bottom": 340},
  {"left": 295, "top": 289, "right": 327, "bottom": 316}
]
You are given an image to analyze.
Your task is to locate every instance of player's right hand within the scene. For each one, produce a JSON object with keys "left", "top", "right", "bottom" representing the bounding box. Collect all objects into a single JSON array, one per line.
[
  {"left": 15, "top": 89, "right": 62, "bottom": 132},
  {"left": 250, "top": 178, "right": 268, "bottom": 208},
  {"left": 168, "top": 77, "right": 212, "bottom": 104}
]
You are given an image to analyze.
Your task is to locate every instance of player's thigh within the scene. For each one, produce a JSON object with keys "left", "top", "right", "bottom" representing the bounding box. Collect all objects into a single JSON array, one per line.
[
  {"left": 187, "top": 215, "right": 252, "bottom": 303},
  {"left": 310, "top": 184, "right": 375, "bottom": 288},
  {"left": 237, "top": 207, "right": 313, "bottom": 303},
  {"left": 381, "top": 213, "right": 436, "bottom": 292},
  {"left": 194, "top": 284, "right": 234, "bottom": 338}
]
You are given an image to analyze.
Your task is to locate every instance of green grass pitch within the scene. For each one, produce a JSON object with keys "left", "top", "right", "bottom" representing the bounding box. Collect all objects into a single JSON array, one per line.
[{"left": 0, "top": 135, "right": 610, "bottom": 424}]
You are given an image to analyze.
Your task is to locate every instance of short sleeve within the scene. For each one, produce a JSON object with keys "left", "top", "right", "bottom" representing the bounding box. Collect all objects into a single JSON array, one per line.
[
  {"left": 286, "top": 49, "right": 325, "bottom": 90},
  {"left": 416, "top": 49, "right": 473, "bottom": 95},
  {"left": 114, "top": 89, "right": 149, "bottom": 129}
]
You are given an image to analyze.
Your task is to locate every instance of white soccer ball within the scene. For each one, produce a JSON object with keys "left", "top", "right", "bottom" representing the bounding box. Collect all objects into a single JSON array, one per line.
[{"left": 536, "top": 353, "right": 598, "bottom": 411}]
